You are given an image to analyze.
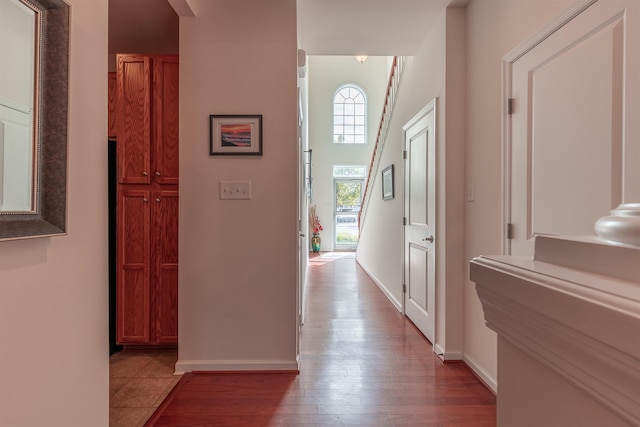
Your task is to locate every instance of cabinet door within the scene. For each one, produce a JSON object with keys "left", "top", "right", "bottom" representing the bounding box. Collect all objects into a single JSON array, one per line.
[
  {"left": 117, "top": 55, "right": 151, "bottom": 184},
  {"left": 117, "top": 189, "right": 151, "bottom": 344},
  {"left": 152, "top": 190, "right": 179, "bottom": 343},
  {"left": 153, "top": 56, "right": 179, "bottom": 185},
  {"left": 108, "top": 72, "right": 117, "bottom": 138}
]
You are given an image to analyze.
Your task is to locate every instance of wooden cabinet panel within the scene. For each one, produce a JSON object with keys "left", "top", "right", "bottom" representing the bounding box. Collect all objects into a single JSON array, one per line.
[
  {"left": 153, "top": 190, "right": 179, "bottom": 342},
  {"left": 153, "top": 56, "right": 179, "bottom": 185},
  {"left": 108, "top": 72, "right": 117, "bottom": 138},
  {"left": 117, "top": 55, "right": 151, "bottom": 184},
  {"left": 117, "top": 189, "right": 151, "bottom": 343}
]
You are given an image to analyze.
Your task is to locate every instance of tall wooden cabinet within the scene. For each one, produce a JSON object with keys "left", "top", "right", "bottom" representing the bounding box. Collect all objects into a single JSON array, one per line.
[
  {"left": 108, "top": 72, "right": 117, "bottom": 138},
  {"left": 115, "top": 54, "right": 179, "bottom": 346}
]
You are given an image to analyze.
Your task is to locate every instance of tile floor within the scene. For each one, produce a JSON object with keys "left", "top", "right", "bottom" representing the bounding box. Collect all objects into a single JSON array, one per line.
[{"left": 109, "top": 350, "right": 180, "bottom": 427}]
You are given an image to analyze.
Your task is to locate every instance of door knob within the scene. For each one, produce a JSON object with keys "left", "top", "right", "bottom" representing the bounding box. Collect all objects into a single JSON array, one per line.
[
  {"left": 142, "top": 171, "right": 148, "bottom": 176},
  {"left": 155, "top": 172, "right": 161, "bottom": 176},
  {"left": 422, "top": 235, "right": 434, "bottom": 243}
]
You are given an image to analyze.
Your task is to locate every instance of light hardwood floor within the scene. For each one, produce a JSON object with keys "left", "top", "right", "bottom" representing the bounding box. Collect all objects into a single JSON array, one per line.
[{"left": 142, "top": 252, "right": 496, "bottom": 426}]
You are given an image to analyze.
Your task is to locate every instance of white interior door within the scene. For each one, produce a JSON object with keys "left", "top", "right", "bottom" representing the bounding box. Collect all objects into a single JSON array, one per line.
[
  {"left": 507, "top": 0, "right": 640, "bottom": 255},
  {"left": 403, "top": 101, "right": 436, "bottom": 343}
]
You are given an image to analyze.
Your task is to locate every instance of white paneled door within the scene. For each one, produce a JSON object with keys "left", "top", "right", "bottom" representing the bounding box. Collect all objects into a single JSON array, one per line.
[
  {"left": 403, "top": 101, "right": 436, "bottom": 344},
  {"left": 507, "top": 0, "right": 640, "bottom": 255}
]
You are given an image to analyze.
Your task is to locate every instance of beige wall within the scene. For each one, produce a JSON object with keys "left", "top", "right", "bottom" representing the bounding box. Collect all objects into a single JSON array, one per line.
[
  {"left": 357, "top": 7, "right": 467, "bottom": 361},
  {"left": 307, "top": 55, "right": 388, "bottom": 251},
  {"left": 464, "top": 0, "right": 573, "bottom": 387},
  {"left": 0, "top": 0, "right": 110, "bottom": 425},
  {"left": 177, "top": 0, "right": 299, "bottom": 371},
  {"left": 357, "top": 0, "right": 576, "bottom": 391},
  {"left": 357, "top": 12, "right": 447, "bottom": 318}
]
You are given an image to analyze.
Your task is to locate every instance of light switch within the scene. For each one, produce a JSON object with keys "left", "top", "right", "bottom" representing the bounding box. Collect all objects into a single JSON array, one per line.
[
  {"left": 220, "top": 180, "right": 252, "bottom": 200},
  {"left": 467, "top": 184, "right": 475, "bottom": 202}
]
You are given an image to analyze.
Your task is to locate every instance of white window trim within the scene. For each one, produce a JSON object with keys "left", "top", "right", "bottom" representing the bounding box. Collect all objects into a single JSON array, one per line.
[{"left": 332, "top": 83, "right": 368, "bottom": 144}]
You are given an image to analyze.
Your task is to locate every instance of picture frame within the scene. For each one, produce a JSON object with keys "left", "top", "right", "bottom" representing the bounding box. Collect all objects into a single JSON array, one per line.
[
  {"left": 382, "top": 164, "right": 394, "bottom": 200},
  {"left": 210, "top": 115, "right": 262, "bottom": 155}
]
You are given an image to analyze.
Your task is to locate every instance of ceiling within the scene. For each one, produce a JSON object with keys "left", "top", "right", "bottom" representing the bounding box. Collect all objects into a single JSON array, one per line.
[
  {"left": 109, "top": 0, "right": 469, "bottom": 57},
  {"left": 297, "top": 0, "right": 469, "bottom": 56}
]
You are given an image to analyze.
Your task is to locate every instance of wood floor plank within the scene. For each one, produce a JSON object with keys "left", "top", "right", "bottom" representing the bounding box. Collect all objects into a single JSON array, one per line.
[{"left": 145, "top": 254, "right": 496, "bottom": 426}]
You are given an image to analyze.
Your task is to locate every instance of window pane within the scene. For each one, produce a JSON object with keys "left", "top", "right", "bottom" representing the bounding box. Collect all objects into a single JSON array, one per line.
[
  {"left": 333, "top": 165, "right": 367, "bottom": 178},
  {"left": 345, "top": 104, "right": 355, "bottom": 115},
  {"left": 333, "top": 85, "right": 367, "bottom": 144}
]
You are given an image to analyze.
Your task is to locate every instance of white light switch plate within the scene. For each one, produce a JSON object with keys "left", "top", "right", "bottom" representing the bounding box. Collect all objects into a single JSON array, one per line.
[{"left": 220, "top": 180, "right": 252, "bottom": 200}]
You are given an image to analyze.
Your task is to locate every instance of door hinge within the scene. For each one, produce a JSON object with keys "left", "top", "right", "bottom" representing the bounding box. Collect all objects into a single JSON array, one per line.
[
  {"left": 403, "top": 217, "right": 407, "bottom": 226},
  {"left": 403, "top": 150, "right": 407, "bottom": 160},
  {"left": 507, "top": 98, "right": 515, "bottom": 115},
  {"left": 507, "top": 223, "right": 514, "bottom": 239},
  {"left": 403, "top": 283, "right": 407, "bottom": 293}
]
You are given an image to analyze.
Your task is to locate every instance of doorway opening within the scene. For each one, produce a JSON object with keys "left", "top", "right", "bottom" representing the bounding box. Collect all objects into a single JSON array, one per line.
[{"left": 333, "top": 165, "right": 366, "bottom": 250}]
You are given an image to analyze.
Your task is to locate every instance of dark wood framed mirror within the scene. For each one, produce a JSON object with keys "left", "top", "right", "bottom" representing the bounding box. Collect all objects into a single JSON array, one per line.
[{"left": 0, "top": 0, "right": 69, "bottom": 241}]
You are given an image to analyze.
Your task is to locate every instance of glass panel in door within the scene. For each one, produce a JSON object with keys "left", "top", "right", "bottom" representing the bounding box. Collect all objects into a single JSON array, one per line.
[{"left": 334, "top": 179, "right": 363, "bottom": 249}]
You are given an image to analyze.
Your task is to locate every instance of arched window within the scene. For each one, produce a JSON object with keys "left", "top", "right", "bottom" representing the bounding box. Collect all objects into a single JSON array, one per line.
[{"left": 333, "top": 85, "right": 367, "bottom": 144}]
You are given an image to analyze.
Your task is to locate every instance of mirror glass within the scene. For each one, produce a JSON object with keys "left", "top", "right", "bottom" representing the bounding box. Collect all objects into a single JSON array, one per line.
[
  {"left": 0, "top": 0, "right": 36, "bottom": 212},
  {"left": 0, "top": 0, "right": 69, "bottom": 241}
]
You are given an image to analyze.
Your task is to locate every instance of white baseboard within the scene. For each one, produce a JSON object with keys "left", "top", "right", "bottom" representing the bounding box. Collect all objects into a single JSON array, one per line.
[
  {"left": 463, "top": 354, "right": 497, "bottom": 394},
  {"left": 356, "top": 259, "right": 402, "bottom": 312},
  {"left": 174, "top": 358, "right": 300, "bottom": 375},
  {"left": 434, "top": 344, "right": 464, "bottom": 362}
]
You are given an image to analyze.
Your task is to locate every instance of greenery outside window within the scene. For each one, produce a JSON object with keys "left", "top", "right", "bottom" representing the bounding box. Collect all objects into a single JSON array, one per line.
[{"left": 333, "top": 165, "right": 366, "bottom": 249}]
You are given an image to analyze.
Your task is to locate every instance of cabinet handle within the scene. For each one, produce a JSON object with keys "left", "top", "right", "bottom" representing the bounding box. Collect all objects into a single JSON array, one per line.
[
  {"left": 143, "top": 198, "right": 148, "bottom": 202},
  {"left": 155, "top": 172, "right": 161, "bottom": 176},
  {"left": 142, "top": 171, "right": 148, "bottom": 176},
  {"left": 156, "top": 198, "right": 161, "bottom": 203}
]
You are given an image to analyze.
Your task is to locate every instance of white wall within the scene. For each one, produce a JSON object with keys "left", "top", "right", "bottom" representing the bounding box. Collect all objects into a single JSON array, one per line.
[
  {"left": 177, "top": 0, "right": 299, "bottom": 372},
  {"left": 0, "top": 0, "right": 110, "bottom": 425},
  {"left": 357, "top": 8, "right": 467, "bottom": 359},
  {"left": 307, "top": 55, "right": 388, "bottom": 251},
  {"left": 464, "top": 0, "right": 573, "bottom": 387},
  {"left": 357, "top": 0, "right": 575, "bottom": 389}
]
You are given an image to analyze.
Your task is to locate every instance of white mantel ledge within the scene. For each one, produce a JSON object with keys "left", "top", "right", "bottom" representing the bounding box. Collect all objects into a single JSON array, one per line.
[{"left": 470, "top": 238, "right": 640, "bottom": 426}]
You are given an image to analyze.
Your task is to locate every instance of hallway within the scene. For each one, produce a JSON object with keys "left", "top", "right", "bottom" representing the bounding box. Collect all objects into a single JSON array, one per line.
[{"left": 145, "top": 253, "right": 496, "bottom": 426}]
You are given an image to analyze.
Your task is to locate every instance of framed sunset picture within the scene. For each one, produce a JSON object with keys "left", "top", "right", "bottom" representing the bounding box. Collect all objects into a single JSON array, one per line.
[{"left": 210, "top": 115, "right": 262, "bottom": 155}]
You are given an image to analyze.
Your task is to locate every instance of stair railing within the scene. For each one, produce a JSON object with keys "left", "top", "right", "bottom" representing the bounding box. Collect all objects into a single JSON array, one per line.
[{"left": 358, "top": 56, "right": 406, "bottom": 230}]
